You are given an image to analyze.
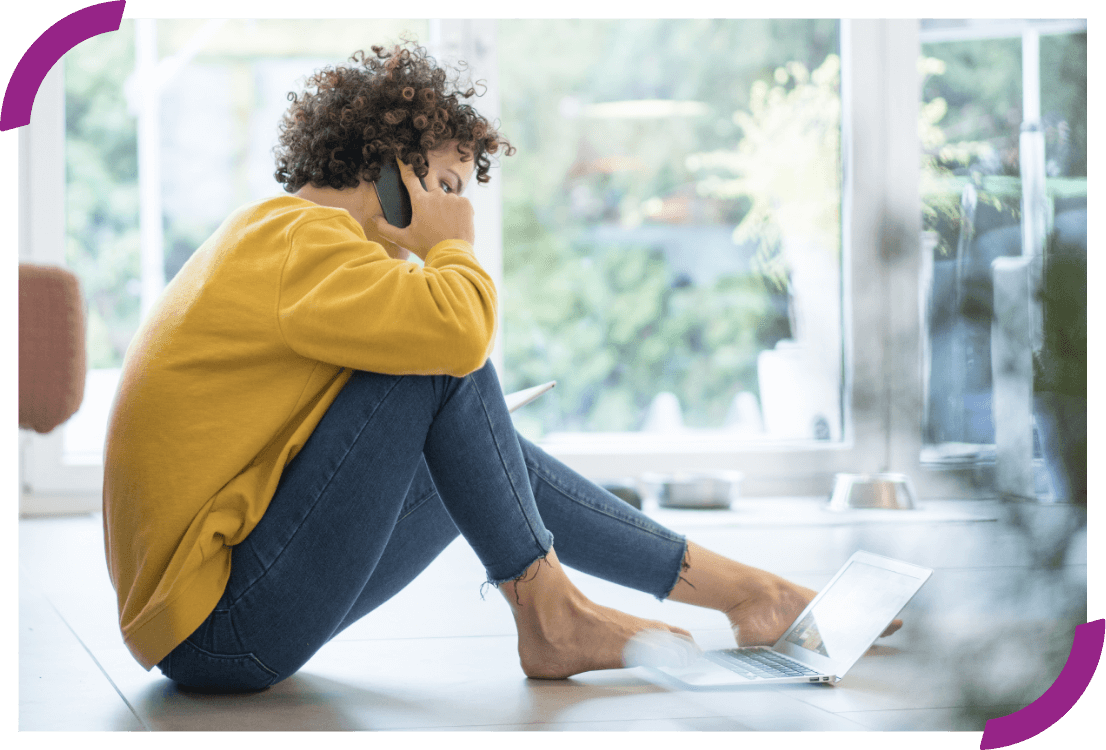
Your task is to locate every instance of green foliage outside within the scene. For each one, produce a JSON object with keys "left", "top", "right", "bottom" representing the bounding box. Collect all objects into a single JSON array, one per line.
[
  {"left": 496, "top": 20, "right": 837, "bottom": 436},
  {"left": 687, "top": 54, "right": 842, "bottom": 290},
  {"left": 503, "top": 223, "right": 777, "bottom": 434}
]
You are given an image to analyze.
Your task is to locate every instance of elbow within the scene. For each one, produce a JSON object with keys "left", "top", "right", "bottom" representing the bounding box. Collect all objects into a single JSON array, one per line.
[
  {"left": 448, "top": 338, "right": 490, "bottom": 377},
  {"left": 459, "top": 349, "right": 490, "bottom": 376},
  {"left": 463, "top": 323, "right": 497, "bottom": 375},
  {"left": 453, "top": 309, "right": 496, "bottom": 376}
]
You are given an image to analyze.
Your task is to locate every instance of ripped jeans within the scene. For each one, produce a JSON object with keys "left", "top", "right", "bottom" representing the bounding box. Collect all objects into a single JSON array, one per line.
[{"left": 156, "top": 359, "right": 687, "bottom": 692}]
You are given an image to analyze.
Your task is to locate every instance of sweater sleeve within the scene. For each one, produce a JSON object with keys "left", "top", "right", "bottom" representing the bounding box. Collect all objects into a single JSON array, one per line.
[{"left": 277, "top": 214, "right": 498, "bottom": 376}]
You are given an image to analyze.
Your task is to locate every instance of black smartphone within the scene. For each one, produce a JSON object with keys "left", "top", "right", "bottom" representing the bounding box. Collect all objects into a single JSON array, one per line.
[{"left": 375, "top": 158, "right": 428, "bottom": 228}]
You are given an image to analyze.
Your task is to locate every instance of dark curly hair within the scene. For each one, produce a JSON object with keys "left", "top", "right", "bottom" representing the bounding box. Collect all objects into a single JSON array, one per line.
[{"left": 273, "top": 41, "right": 514, "bottom": 192}]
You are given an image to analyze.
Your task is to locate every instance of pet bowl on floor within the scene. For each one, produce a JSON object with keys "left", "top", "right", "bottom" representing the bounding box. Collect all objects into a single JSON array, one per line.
[
  {"left": 640, "top": 471, "right": 743, "bottom": 509},
  {"left": 827, "top": 473, "right": 917, "bottom": 511}
]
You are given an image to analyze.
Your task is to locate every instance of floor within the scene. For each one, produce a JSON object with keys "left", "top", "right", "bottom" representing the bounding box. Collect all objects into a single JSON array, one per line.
[{"left": 19, "top": 495, "right": 1089, "bottom": 733}]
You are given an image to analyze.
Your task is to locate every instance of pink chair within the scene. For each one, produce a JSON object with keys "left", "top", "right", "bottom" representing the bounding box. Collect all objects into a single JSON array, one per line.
[{"left": 19, "top": 264, "right": 87, "bottom": 434}]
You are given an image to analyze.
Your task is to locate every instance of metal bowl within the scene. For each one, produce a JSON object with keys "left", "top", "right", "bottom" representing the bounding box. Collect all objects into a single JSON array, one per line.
[
  {"left": 827, "top": 472, "right": 917, "bottom": 511},
  {"left": 640, "top": 471, "right": 743, "bottom": 509}
]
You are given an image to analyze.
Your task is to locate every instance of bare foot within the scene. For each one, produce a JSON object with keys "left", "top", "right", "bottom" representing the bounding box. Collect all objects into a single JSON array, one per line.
[
  {"left": 726, "top": 571, "right": 903, "bottom": 645},
  {"left": 515, "top": 592, "right": 692, "bottom": 679}
]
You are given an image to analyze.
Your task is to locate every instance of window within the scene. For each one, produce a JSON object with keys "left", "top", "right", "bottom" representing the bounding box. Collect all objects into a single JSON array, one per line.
[
  {"left": 916, "top": 20, "right": 1087, "bottom": 488},
  {"left": 496, "top": 20, "right": 936, "bottom": 494},
  {"left": 496, "top": 20, "right": 845, "bottom": 448},
  {"left": 22, "top": 20, "right": 954, "bottom": 509}
]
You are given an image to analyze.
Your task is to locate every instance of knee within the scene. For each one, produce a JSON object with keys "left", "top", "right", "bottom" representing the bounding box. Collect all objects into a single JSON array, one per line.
[
  {"left": 514, "top": 428, "right": 537, "bottom": 455},
  {"left": 464, "top": 357, "right": 502, "bottom": 390},
  {"left": 473, "top": 357, "right": 498, "bottom": 377}
]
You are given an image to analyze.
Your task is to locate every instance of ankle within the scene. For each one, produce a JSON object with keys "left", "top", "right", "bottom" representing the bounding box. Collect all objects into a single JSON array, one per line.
[
  {"left": 668, "top": 541, "right": 759, "bottom": 612},
  {"left": 500, "top": 549, "right": 582, "bottom": 615}
]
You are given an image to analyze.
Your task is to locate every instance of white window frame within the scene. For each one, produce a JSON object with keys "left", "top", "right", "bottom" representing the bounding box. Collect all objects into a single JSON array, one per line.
[
  {"left": 19, "top": 61, "right": 107, "bottom": 515},
  {"left": 533, "top": 20, "right": 960, "bottom": 498},
  {"left": 20, "top": 19, "right": 975, "bottom": 515}
]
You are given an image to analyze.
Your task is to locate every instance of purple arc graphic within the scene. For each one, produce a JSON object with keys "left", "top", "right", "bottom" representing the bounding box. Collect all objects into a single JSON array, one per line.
[
  {"left": 980, "top": 618, "right": 1104, "bottom": 749},
  {"left": 0, "top": 1, "right": 126, "bottom": 132}
]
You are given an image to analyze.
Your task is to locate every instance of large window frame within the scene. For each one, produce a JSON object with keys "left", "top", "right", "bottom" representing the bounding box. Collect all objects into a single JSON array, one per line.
[{"left": 20, "top": 19, "right": 969, "bottom": 514}]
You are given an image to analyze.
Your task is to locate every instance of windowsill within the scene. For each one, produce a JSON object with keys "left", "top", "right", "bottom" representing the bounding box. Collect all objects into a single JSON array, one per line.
[
  {"left": 920, "top": 443, "right": 997, "bottom": 465},
  {"left": 20, "top": 493, "right": 101, "bottom": 518},
  {"left": 538, "top": 431, "right": 848, "bottom": 454},
  {"left": 642, "top": 496, "right": 1008, "bottom": 532}
]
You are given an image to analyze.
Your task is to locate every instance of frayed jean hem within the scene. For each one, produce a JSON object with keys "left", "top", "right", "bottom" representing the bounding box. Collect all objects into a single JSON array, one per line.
[{"left": 479, "top": 533, "right": 555, "bottom": 599}]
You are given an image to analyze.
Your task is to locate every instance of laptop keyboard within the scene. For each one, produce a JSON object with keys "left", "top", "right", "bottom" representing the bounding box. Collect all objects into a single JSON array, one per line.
[{"left": 711, "top": 647, "right": 821, "bottom": 679}]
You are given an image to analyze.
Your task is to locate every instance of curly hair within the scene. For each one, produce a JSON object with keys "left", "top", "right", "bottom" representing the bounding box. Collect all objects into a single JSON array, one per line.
[{"left": 273, "top": 41, "right": 514, "bottom": 192}]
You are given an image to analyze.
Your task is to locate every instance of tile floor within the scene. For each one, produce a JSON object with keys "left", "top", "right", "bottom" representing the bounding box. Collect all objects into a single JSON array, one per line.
[{"left": 19, "top": 496, "right": 1088, "bottom": 733}]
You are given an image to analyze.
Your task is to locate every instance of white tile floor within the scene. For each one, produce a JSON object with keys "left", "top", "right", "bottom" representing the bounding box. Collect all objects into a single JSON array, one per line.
[{"left": 19, "top": 496, "right": 1088, "bottom": 733}]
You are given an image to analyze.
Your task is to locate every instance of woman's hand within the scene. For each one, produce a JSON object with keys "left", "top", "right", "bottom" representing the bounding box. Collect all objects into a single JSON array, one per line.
[{"left": 372, "top": 159, "right": 476, "bottom": 260}]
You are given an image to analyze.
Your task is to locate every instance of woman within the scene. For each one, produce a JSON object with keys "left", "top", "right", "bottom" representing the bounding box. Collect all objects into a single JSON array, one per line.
[{"left": 104, "top": 42, "right": 896, "bottom": 692}]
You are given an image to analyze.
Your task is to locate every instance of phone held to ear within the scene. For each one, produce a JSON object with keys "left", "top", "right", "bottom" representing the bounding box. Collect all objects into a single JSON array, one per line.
[{"left": 375, "top": 158, "right": 428, "bottom": 228}]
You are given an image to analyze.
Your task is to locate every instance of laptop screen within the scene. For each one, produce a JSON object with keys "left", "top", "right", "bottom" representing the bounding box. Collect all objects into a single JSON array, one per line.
[{"left": 783, "top": 559, "right": 927, "bottom": 665}]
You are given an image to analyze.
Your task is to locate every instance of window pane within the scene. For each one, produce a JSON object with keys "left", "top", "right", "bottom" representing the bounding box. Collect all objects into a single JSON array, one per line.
[
  {"left": 496, "top": 20, "right": 843, "bottom": 443},
  {"left": 918, "top": 27, "right": 1087, "bottom": 458}
]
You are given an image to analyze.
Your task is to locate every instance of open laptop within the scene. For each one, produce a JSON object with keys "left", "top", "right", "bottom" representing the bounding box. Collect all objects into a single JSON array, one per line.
[
  {"left": 643, "top": 550, "right": 932, "bottom": 687},
  {"left": 505, "top": 381, "right": 556, "bottom": 413}
]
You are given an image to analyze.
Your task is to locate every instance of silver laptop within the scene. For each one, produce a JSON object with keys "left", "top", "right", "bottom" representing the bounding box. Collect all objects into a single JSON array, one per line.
[
  {"left": 505, "top": 381, "right": 556, "bottom": 413},
  {"left": 646, "top": 550, "right": 932, "bottom": 687}
]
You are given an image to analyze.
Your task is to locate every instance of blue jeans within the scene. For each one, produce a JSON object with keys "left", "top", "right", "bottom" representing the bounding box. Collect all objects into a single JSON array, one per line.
[{"left": 157, "top": 360, "right": 687, "bottom": 691}]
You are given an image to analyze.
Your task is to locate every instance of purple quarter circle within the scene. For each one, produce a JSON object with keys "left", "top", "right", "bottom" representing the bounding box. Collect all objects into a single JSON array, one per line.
[
  {"left": 980, "top": 618, "right": 1105, "bottom": 749},
  {"left": 0, "top": 1, "right": 126, "bottom": 131}
]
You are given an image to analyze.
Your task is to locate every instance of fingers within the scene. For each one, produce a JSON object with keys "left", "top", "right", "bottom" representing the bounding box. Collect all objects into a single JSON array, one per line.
[
  {"left": 394, "top": 157, "right": 416, "bottom": 184},
  {"left": 396, "top": 158, "right": 434, "bottom": 194}
]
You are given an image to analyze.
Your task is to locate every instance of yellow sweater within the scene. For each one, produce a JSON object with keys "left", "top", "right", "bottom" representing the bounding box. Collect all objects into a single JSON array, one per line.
[{"left": 103, "top": 195, "right": 497, "bottom": 670}]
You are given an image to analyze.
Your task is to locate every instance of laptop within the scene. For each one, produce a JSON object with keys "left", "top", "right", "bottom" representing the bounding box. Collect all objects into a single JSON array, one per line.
[
  {"left": 642, "top": 550, "right": 932, "bottom": 687},
  {"left": 505, "top": 381, "right": 556, "bottom": 413}
]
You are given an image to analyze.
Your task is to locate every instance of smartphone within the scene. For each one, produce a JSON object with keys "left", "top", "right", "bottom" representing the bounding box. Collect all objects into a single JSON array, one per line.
[{"left": 375, "top": 158, "right": 428, "bottom": 228}]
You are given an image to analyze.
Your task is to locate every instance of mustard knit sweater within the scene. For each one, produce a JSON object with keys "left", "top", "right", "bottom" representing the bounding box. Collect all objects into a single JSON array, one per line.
[{"left": 103, "top": 195, "right": 497, "bottom": 670}]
